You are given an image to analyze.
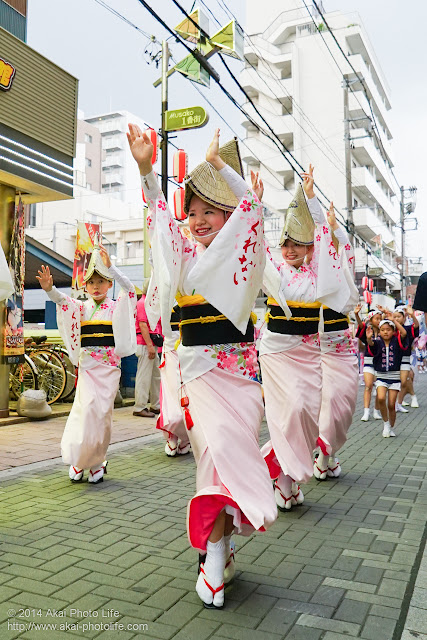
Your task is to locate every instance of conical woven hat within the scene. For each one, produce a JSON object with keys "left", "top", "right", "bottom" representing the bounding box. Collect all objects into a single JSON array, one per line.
[
  {"left": 184, "top": 138, "right": 244, "bottom": 214},
  {"left": 83, "top": 234, "right": 113, "bottom": 282},
  {"left": 279, "top": 183, "right": 315, "bottom": 246}
]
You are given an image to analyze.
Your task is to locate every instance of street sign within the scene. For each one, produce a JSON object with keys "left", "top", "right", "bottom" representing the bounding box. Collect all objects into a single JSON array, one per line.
[
  {"left": 368, "top": 267, "right": 383, "bottom": 277},
  {"left": 165, "top": 106, "right": 209, "bottom": 132}
]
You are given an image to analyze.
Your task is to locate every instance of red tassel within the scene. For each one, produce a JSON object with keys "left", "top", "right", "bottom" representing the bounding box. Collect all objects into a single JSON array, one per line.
[
  {"left": 184, "top": 408, "right": 194, "bottom": 430},
  {"left": 181, "top": 396, "right": 189, "bottom": 408}
]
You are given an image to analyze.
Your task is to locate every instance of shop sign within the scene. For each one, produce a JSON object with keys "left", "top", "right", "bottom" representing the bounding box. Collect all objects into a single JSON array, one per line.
[{"left": 0, "top": 57, "right": 16, "bottom": 91}]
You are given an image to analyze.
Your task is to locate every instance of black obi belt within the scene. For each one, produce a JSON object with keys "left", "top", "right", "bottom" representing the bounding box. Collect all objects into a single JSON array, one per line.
[
  {"left": 180, "top": 303, "right": 254, "bottom": 346},
  {"left": 268, "top": 304, "right": 320, "bottom": 336},
  {"left": 323, "top": 308, "right": 349, "bottom": 333},
  {"left": 81, "top": 321, "right": 115, "bottom": 347},
  {"left": 170, "top": 305, "right": 181, "bottom": 330}
]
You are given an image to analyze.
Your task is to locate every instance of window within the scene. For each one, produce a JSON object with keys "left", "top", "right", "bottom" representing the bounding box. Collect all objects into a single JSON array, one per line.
[
  {"left": 28, "top": 204, "right": 36, "bottom": 227},
  {"left": 85, "top": 157, "right": 92, "bottom": 167},
  {"left": 85, "top": 133, "right": 93, "bottom": 143}
]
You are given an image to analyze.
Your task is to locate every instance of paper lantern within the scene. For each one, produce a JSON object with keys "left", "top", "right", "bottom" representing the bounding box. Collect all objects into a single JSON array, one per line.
[
  {"left": 362, "top": 276, "right": 369, "bottom": 290},
  {"left": 146, "top": 128, "right": 158, "bottom": 165},
  {"left": 173, "top": 149, "right": 188, "bottom": 184},
  {"left": 363, "top": 290, "right": 372, "bottom": 304},
  {"left": 174, "top": 188, "right": 186, "bottom": 221},
  {"left": 368, "top": 279, "right": 374, "bottom": 292}
]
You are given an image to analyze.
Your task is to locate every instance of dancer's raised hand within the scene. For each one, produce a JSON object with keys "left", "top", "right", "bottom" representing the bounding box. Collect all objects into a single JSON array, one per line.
[
  {"left": 301, "top": 164, "right": 315, "bottom": 199},
  {"left": 251, "top": 170, "right": 264, "bottom": 201},
  {"left": 127, "top": 123, "right": 154, "bottom": 175},
  {"left": 206, "top": 128, "right": 225, "bottom": 170},
  {"left": 36, "top": 265, "right": 53, "bottom": 292}
]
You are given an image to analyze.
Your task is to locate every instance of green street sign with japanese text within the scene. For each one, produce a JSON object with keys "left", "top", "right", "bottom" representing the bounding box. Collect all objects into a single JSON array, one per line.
[{"left": 165, "top": 106, "right": 209, "bottom": 132}]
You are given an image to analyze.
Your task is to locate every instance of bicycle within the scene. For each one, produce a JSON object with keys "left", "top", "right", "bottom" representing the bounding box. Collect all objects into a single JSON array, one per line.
[
  {"left": 9, "top": 355, "right": 39, "bottom": 399},
  {"left": 24, "top": 337, "right": 67, "bottom": 405}
]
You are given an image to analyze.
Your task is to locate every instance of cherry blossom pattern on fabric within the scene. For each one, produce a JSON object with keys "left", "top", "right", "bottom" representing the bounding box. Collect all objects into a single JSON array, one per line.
[{"left": 208, "top": 341, "right": 260, "bottom": 382}]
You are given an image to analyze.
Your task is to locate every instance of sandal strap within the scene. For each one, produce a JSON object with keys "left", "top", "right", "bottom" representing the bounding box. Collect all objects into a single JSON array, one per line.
[
  {"left": 200, "top": 565, "right": 224, "bottom": 595},
  {"left": 72, "top": 467, "right": 83, "bottom": 475},
  {"left": 314, "top": 462, "right": 328, "bottom": 474},
  {"left": 274, "top": 481, "right": 292, "bottom": 504},
  {"left": 167, "top": 441, "right": 178, "bottom": 452}
]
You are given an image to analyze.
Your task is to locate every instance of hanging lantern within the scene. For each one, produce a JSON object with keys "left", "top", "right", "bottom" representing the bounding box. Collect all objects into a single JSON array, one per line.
[
  {"left": 173, "top": 149, "right": 188, "bottom": 184},
  {"left": 362, "top": 276, "right": 369, "bottom": 290},
  {"left": 146, "top": 128, "right": 158, "bottom": 165},
  {"left": 174, "top": 188, "right": 186, "bottom": 221},
  {"left": 368, "top": 279, "right": 374, "bottom": 292},
  {"left": 363, "top": 290, "right": 372, "bottom": 304}
]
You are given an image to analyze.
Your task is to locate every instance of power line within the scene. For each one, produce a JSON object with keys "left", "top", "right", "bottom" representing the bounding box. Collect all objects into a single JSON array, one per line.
[{"left": 92, "top": 0, "right": 152, "bottom": 40}]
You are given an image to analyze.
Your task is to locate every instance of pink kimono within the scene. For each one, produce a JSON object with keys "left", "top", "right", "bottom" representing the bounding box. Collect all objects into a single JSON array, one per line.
[{"left": 142, "top": 166, "right": 277, "bottom": 553}]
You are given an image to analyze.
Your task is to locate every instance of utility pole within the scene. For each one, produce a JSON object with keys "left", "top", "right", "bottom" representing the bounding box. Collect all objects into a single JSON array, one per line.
[
  {"left": 161, "top": 40, "right": 169, "bottom": 199},
  {"left": 400, "top": 186, "right": 405, "bottom": 302},
  {"left": 343, "top": 79, "right": 354, "bottom": 246}
]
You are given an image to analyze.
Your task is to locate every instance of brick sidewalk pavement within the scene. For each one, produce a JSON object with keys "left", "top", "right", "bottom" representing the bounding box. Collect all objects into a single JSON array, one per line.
[
  {"left": 0, "top": 406, "right": 157, "bottom": 471},
  {"left": 0, "top": 381, "right": 426, "bottom": 639}
]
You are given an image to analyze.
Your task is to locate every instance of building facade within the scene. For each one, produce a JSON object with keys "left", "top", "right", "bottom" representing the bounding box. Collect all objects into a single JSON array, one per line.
[
  {"left": 85, "top": 110, "right": 150, "bottom": 203},
  {"left": 242, "top": 0, "right": 400, "bottom": 294}
]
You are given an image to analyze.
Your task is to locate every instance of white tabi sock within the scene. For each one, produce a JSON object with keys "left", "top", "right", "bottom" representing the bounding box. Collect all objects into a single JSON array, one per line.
[
  {"left": 196, "top": 538, "right": 226, "bottom": 607},
  {"left": 276, "top": 471, "right": 292, "bottom": 497}
]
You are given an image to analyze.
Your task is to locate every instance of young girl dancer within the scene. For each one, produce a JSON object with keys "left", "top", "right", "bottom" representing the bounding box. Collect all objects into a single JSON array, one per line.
[
  {"left": 366, "top": 315, "right": 408, "bottom": 437},
  {"left": 128, "top": 125, "right": 276, "bottom": 609},
  {"left": 37, "top": 239, "right": 136, "bottom": 483},
  {"left": 256, "top": 168, "right": 356, "bottom": 510},
  {"left": 355, "top": 306, "right": 383, "bottom": 421},
  {"left": 314, "top": 204, "right": 359, "bottom": 480}
]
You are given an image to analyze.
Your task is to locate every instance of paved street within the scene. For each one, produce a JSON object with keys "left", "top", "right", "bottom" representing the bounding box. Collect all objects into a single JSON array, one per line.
[{"left": 0, "top": 382, "right": 426, "bottom": 640}]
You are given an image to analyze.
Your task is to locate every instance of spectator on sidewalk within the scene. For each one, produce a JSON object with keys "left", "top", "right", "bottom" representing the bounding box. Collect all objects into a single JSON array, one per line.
[{"left": 133, "top": 284, "right": 162, "bottom": 418}]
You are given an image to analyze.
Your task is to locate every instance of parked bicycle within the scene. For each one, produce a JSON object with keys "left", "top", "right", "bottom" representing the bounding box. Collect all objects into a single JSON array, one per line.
[{"left": 9, "top": 336, "right": 76, "bottom": 405}]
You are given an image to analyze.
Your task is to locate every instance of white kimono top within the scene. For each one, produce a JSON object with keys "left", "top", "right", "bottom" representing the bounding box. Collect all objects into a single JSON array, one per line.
[
  {"left": 260, "top": 199, "right": 359, "bottom": 356},
  {"left": 47, "top": 264, "right": 137, "bottom": 369},
  {"left": 319, "top": 226, "right": 359, "bottom": 355},
  {"left": 142, "top": 165, "right": 265, "bottom": 385}
]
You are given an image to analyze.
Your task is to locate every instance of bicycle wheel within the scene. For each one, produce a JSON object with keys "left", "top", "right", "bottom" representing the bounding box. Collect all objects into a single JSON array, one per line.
[
  {"left": 29, "top": 349, "right": 67, "bottom": 404},
  {"left": 9, "top": 355, "right": 38, "bottom": 399},
  {"left": 55, "top": 348, "right": 77, "bottom": 401}
]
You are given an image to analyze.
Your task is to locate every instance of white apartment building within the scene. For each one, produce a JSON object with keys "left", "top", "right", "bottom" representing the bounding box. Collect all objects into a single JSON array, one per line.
[
  {"left": 85, "top": 110, "right": 152, "bottom": 204},
  {"left": 242, "top": 0, "right": 400, "bottom": 293}
]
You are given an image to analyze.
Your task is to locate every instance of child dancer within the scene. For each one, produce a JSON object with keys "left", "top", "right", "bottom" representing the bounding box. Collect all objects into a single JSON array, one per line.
[
  {"left": 393, "top": 306, "right": 419, "bottom": 411},
  {"left": 314, "top": 204, "right": 359, "bottom": 480},
  {"left": 128, "top": 125, "right": 276, "bottom": 609},
  {"left": 355, "top": 306, "right": 383, "bottom": 421},
  {"left": 366, "top": 315, "right": 408, "bottom": 437},
  {"left": 256, "top": 168, "right": 355, "bottom": 510},
  {"left": 37, "top": 240, "right": 136, "bottom": 483}
]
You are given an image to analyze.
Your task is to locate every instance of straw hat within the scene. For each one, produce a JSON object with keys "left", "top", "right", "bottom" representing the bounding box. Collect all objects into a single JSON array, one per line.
[
  {"left": 279, "top": 183, "right": 315, "bottom": 246},
  {"left": 83, "top": 234, "right": 113, "bottom": 282},
  {"left": 184, "top": 138, "right": 244, "bottom": 214}
]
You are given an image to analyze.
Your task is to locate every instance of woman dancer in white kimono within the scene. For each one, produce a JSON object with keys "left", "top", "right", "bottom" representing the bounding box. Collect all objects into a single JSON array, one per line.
[
  {"left": 253, "top": 168, "right": 355, "bottom": 510},
  {"left": 37, "top": 240, "right": 136, "bottom": 483},
  {"left": 315, "top": 205, "right": 359, "bottom": 480},
  {"left": 128, "top": 125, "right": 276, "bottom": 609}
]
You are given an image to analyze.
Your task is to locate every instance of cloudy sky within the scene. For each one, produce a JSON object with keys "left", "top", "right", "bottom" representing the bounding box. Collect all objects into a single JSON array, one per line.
[{"left": 27, "top": 0, "right": 426, "bottom": 263}]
